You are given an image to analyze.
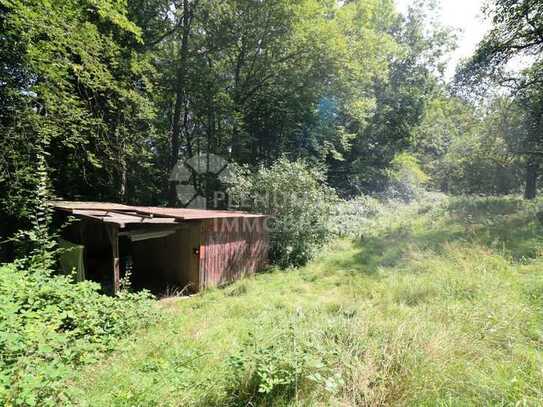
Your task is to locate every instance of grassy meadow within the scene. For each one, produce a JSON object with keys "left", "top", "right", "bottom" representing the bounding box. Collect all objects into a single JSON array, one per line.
[{"left": 68, "top": 196, "right": 543, "bottom": 406}]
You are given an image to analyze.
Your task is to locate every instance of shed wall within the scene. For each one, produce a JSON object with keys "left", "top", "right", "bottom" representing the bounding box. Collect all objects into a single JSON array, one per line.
[
  {"left": 199, "top": 217, "right": 269, "bottom": 289},
  {"left": 176, "top": 222, "right": 201, "bottom": 291}
]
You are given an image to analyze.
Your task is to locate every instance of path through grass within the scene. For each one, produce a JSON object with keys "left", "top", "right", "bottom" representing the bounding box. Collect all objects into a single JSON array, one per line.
[{"left": 69, "top": 196, "right": 543, "bottom": 406}]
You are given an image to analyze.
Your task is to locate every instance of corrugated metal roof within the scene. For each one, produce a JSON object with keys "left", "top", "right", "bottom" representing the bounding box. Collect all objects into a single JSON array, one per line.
[
  {"left": 51, "top": 200, "right": 265, "bottom": 227},
  {"left": 71, "top": 210, "right": 178, "bottom": 226}
]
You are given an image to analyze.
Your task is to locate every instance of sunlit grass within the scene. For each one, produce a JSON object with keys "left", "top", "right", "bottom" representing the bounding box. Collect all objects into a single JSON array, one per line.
[{"left": 68, "top": 196, "right": 543, "bottom": 406}]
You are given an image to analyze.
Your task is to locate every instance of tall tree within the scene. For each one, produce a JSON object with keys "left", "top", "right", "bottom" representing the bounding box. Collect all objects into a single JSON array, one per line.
[
  {"left": 0, "top": 0, "right": 156, "bottom": 255},
  {"left": 140, "top": 0, "right": 404, "bottom": 204},
  {"left": 459, "top": 0, "right": 543, "bottom": 198},
  {"left": 329, "top": 0, "right": 454, "bottom": 196}
]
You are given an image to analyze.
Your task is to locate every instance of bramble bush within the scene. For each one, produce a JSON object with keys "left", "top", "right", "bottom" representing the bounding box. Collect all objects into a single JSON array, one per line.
[
  {"left": 0, "top": 260, "right": 158, "bottom": 406},
  {"left": 228, "top": 158, "right": 338, "bottom": 268}
]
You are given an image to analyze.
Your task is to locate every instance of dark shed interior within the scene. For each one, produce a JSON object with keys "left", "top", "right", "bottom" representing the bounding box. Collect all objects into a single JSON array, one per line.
[{"left": 62, "top": 219, "right": 191, "bottom": 294}]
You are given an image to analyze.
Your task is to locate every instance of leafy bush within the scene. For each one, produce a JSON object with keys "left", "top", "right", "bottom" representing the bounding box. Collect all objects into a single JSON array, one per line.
[
  {"left": 228, "top": 158, "right": 337, "bottom": 267},
  {"left": 0, "top": 261, "right": 158, "bottom": 406}
]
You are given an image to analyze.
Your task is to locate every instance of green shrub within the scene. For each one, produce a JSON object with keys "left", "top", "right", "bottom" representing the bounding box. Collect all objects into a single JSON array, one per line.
[
  {"left": 228, "top": 158, "right": 337, "bottom": 267},
  {"left": 0, "top": 262, "right": 158, "bottom": 406}
]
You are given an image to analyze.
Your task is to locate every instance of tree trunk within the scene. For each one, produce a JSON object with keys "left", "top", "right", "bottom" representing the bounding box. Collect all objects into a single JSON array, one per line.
[
  {"left": 230, "top": 43, "right": 245, "bottom": 161},
  {"left": 119, "top": 157, "right": 127, "bottom": 203},
  {"left": 524, "top": 158, "right": 539, "bottom": 200},
  {"left": 169, "top": 0, "right": 193, "bottom": 206}
]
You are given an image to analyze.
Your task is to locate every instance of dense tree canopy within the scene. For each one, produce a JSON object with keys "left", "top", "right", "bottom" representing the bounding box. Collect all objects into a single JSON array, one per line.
[
  {"left": 2, "top": 0, "right": 543, "bottom": 260},
  {"left": 1, "top": 1, "right": 446, "bottom": 226},
  {"left": 1, "top": 0, "right": 158, "bottom": 258}
]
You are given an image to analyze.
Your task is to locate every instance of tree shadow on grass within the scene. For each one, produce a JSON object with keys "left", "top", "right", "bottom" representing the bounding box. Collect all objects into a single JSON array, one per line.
[
  {"left": 441, "top": 198, "right": 543, "bottom": 261},
  {"left": 329, "top": 197, "right": 543, "bottom": 276}
]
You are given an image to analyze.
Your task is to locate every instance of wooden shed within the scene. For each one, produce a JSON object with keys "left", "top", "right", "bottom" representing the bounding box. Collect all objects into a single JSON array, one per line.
[{"left": 53, "top": 201, "right": 269, "bottom": 294}]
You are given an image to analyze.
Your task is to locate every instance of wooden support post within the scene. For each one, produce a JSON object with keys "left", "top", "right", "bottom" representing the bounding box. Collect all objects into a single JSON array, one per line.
[{"left": 106, "top": 224, "right": 121, "bottom": 295}]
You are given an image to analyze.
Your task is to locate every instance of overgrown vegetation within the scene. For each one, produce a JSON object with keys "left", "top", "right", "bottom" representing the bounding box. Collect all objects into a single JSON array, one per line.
[
  {"left": 0, "top": 261, "right": 157, "bottom": 406},
  {"left": 228, "top": 158, "right": 337, "bottom": 267},
  {"left": 65, "top": 196, "right": 543, "bottom": 406}
]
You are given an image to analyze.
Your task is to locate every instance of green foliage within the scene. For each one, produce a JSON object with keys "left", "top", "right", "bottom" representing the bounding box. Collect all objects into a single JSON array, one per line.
[
  {"left": 68, "top": 196, "right": 543, "bottom": 406},
  {"left": 459, "top": 0, "right": 543, "bottom": 93},
  {"left": 12, "top": 148, "right": 61, "bottom": 270},
  {"left": 0, "top": 261, "right": 157, "bottom": 406},
  {"left": 415, "top": 95, "right": 525, "bottom": 195},
  {"left": 0, "top": 0, "right": 157, "bottom": 246},
  {"left": 226, "top": 320, "right": 341, "bottom": 404},
  {"left": 228, "top": 158, "right": 337, "bottom": 267},
  {"left": 332, "top": 0, "right": 454, "bottom": 195}
]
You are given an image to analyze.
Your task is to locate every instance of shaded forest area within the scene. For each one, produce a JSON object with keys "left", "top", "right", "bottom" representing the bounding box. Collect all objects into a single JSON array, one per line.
[{"left": 2, "top": 0, "right": 543, "bottom": 259}]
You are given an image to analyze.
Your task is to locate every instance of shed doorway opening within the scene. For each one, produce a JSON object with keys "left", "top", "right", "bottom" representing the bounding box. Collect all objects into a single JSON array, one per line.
[
  {"left": 125, "top": 223, "right": 201, "bottom": 295},
  {"left": 61, "top": 221, "right": 200, "bottom": 296}
]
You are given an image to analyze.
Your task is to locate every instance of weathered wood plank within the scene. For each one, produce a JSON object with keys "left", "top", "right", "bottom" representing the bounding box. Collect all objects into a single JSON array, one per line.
[{"left": 106, "top": 224, "right": 120, "bottom": 295}]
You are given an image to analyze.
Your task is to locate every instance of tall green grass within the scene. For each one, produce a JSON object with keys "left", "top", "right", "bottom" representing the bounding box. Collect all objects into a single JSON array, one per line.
[{"left": 68, "top": 196, "right": 543, "bottom": 406}]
